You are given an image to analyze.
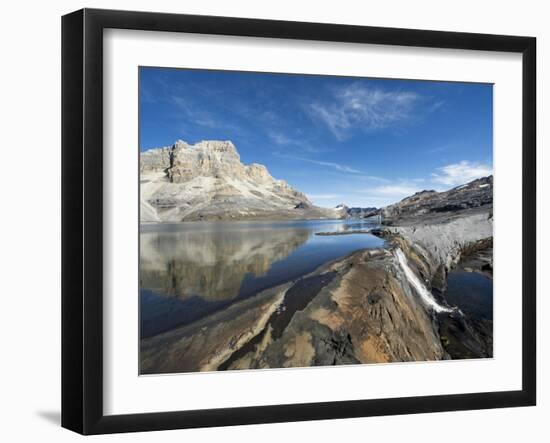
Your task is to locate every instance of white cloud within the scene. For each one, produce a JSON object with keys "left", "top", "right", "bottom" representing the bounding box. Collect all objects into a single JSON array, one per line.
[
  {"left": 307, "top": 193, "right": 340, "bottom": 200},
  {"left": 373, "top": 184, "right": 422, "bottom": 197},
  {"left": 308, "top": 83, "right": 419, "bottom": 140},
  {"left": 347, "top": 194, "right": 406, "bottom": 208},
  {"left": 431, "top": 161, "right": 493, "bottom": 187},
  {"left": 354, "top": 182, "right": 426, "bottom": 206},
  {"left": 359, "top": 161, "right": 492, "bottom": 206}
]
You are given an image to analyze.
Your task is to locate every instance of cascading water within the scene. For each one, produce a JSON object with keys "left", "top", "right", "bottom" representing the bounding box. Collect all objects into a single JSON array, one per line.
[{"left": 395, "top": 248, "right": 454, "bottom": 313}]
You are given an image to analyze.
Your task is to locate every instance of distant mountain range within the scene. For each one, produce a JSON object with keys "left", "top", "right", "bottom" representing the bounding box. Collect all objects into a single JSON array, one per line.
[
  {"left": 335, "top": 204, "right": 379, "bottom": 219},
  {"left": 140, "top": 139, "right": 492, "bottom": 224}
]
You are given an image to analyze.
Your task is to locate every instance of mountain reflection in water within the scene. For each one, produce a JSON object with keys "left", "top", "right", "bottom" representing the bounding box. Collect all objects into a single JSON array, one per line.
[{"left": 140, "top": 219, "right": 383, "bottom": 337}]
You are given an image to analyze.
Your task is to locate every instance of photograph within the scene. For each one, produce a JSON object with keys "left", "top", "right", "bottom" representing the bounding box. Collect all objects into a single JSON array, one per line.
[
  {"left": 1, "top": 1, "right": 543, "bottom": 439},
  {"left": 138, "top": 67, "right": 494, "bottom": 375}
]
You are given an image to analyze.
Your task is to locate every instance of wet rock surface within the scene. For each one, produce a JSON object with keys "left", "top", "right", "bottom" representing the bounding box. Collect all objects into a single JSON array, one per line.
[
  {"left": 142, "top": 247, "right": 450, "bottom": 373},
  {"left": 438, "top": 311, "right": 493, "bottom": 359},
  {"left": 384, "top": 213, "right": 493, "bottom": 292},
  {"left": 436, "top": 240, "right": 493, "bottom": 359},
  {"left": 140, "top": 283, "right": 290, "bottom": 374},
  {"left": 383, "top": 175, "right": 494, "bottom": 361},
  {"left": 315, "top": 230, "right": 372, "bottom": 236}
]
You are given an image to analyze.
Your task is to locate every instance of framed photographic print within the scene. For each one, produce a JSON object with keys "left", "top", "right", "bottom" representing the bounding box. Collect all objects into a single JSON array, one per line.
[{"left": 61, "top": 8, "right": 536, "bottom": 435}]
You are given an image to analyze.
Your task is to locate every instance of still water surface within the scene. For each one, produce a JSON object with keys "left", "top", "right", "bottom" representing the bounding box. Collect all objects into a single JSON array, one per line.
[
  {"left": 140, "top": 219, "right": 384, "bottom": 338},
  {"left": 445, "top": 270, "right": 493, "bottom": 321}
]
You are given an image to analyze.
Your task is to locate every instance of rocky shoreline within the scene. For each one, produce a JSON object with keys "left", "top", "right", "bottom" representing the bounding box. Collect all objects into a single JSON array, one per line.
[
  {"left": 140, "top": 172, "right": 494, "bottom": 373},
  {"left": 141, "top": 211, "right": 493, "bottom": 373},
  {"left": 315, "top": 230, "right": 372, "bottom": 236}
]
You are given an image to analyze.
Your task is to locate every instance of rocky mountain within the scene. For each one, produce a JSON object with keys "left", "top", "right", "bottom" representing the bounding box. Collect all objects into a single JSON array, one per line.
[
  {"left": 346, "top": 206, "right": 378, "bottom": 218},
  {"left": 332, "top": 204, "right": 378, "bottom": 219},
  {"left": 380, "top": 175, "right": 493, "bottom": 296},
  {"left": 382, "top": 175, "right": 493, "bottom": 224},
  {"left": 140, "top": 140, "right": 339, "bottom": 222},
  {"left": 140, "top": 139, "right": 493, "bottom": 226}
]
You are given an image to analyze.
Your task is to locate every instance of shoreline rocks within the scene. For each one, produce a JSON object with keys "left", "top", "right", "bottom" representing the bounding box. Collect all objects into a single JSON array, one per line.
[
  {"left": 381, "top": 176, "right": 493, "bottom": 224},
  {"left": 315, "top": 230, "right": 372, "bottom": 236},
  {"left": 383, "top": 212, "right": 493, "bottom": 292}
]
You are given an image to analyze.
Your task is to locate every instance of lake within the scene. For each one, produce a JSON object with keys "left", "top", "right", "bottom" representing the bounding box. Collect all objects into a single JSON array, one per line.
[
  {"left": 445, "top": 270, "right": 493, "bottom": 321},
  {"left": 140, "top": 219, "right": 384, "bottom": 338}
]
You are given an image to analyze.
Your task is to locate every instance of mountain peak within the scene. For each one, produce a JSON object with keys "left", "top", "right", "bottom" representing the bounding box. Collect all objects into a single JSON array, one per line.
[
  {"left": 140, "top": 139, "right": 342, "bottom": 222},
  {"left": 193, "top": 140, "right": 237, "bottom": 154}
]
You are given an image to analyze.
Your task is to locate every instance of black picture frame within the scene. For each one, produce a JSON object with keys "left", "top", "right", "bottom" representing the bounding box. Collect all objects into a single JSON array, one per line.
[{"left": 61, "top": 8, "right": 536, "bottom": 435}]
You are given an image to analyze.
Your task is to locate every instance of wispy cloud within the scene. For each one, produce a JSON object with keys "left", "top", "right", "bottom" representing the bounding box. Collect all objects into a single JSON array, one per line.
[
  {"left": 269, "top": 131, "right": 292, "bottom": 145},
  {"left": 428, "top": 100, "right": 445, "bottom": 113},
  {"left": 355, "top": 181, "right": 427, "bottom": 206},
  {"left": 346, "top": 194, "right": 408, "bottom": 207},
  {"left": 358, "top": 160, "right": 492, "bottom": 206},
  {"left": 374, "top": 184, "right": 423, "bottom": 196},
  {"left": 431, "top": 160, "right": 492, "bottom": 187},
  {"left": 307, "top": 193, "right": 340, "bottom": 200},
  {"left": 307, "top": 83, "right": 420, "bottom": 140},
  {"left": 172, "top": 96, "right": 243, "bottom": 133},
  {"left": 268, "top": 131, "right": 332, "bottom": 154},
  {"left": 357, "top": 175, "right": 391, "bottom": 183},
  {"left": 140, "top": 86, "right": 157, "bottom": 104},
  {"left": 275, "top": 153, "right": 363, "bottom": 174}
]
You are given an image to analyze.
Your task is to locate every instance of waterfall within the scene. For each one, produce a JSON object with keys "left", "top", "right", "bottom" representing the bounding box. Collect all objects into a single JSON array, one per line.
[{"left": 395, "top": 248, "right": 453, "bottom": 313}]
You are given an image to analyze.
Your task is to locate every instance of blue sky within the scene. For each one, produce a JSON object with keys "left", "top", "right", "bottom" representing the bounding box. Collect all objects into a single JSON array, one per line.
[{"left": 140, "top": 67, "right": 493, "bottom": 208}]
